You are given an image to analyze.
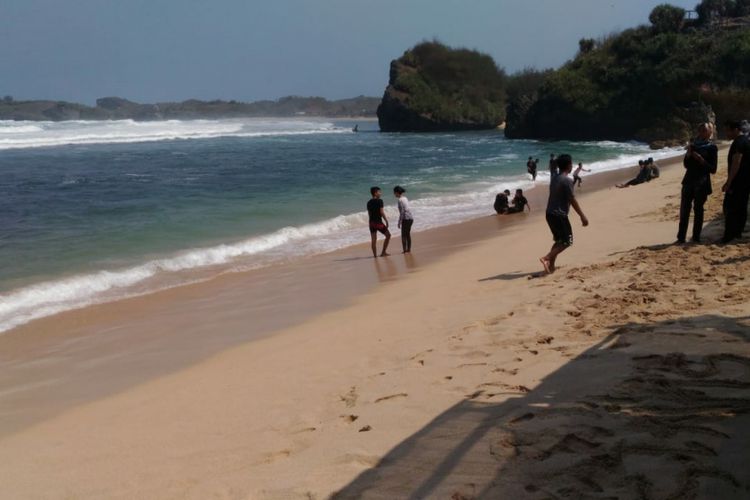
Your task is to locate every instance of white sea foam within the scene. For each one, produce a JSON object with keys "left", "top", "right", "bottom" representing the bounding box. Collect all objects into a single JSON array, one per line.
[
  {"left": 0, "top": 118, "right": 347, "bottom": 150},
  {"left": 0, "top": 144, "right": 684, "bottom": 333}
]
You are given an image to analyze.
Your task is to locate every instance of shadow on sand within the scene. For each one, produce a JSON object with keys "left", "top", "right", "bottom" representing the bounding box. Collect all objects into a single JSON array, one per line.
[{"left": 332, "top": 314, "right": 750, "bottom": 499}]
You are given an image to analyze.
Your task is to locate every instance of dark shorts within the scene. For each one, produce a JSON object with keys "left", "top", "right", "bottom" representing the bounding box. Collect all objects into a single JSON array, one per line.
[
  {"left": 369, "top": 222, "right": 390, "bottom": 236},
  {"left": 546, "top": 212, "right": 573, "bottom": 247}
]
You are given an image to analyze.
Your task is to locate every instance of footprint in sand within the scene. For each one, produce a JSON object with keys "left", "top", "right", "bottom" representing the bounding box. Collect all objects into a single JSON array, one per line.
[
  {"left": 259, "top": 449, "right": 292, "bottom": 464},
  {"left": 340, "top": 414, "right": 359, "bottom": 423},
  {"left": 340, "top": 386, "right": 358, "bottom": 408},
  {"left": 374, "top": 392, "right": 408, "bottom": 403}
]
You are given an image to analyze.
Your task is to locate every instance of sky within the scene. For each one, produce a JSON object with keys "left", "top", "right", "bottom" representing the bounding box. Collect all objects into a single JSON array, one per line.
[{"left": 0, "top": 0, "right": 699, "bottom": 104}]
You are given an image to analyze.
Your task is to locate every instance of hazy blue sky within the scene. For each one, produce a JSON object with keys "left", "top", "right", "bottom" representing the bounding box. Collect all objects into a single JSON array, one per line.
[{"left": 1, "top": 0, "right": 697, "bottom": 104}]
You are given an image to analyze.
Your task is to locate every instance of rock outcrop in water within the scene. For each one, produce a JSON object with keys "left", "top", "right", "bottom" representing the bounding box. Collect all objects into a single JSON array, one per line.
[
  {"left": 377, "top": 41, "right": 506, "bottom": 132},
  {"left": 0, "top": 96, "right": 380, "bottom": 121}
]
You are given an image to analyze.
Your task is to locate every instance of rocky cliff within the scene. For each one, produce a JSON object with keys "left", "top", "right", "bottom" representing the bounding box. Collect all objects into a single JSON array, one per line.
[
  {"left": 377, "top": 42, "right": 506, "bottom": 132},
  {"left": 504, "top": 2, "right": 750, "bottom": 147}
]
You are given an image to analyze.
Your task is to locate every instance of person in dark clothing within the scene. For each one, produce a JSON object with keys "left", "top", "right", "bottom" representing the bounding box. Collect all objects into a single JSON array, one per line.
[
  {"left": 677, "top": 123, "right": 718, "bottom": 244},
  {"left": 722, "top": 120, "right": 750, "bottom": 243},
  {"left": 540, "top": 154, "right": 589, "bottom": 274},
  {"left": 616, "top": 160, "right": 649, "bottom": 188},
  {"left": 507, "top": 189, "right": 530, "bottom": 214},
  {"left": 494, "top": 189, "right": 511, "bottom": 214},
  {"left": 367, "top": 186, "right": 391, "bottom": 257},
  {"left": 527, "top": 157, "right": 538, "bottom": 181}
]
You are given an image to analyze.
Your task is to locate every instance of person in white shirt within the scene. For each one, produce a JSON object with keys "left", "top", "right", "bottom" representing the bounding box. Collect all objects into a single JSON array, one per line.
[{"left": 393, "top": 185, "right": 414, "bottom": 253}]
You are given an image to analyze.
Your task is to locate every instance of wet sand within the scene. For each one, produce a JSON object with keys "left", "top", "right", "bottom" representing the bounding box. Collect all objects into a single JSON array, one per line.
[
  {"left": 0, "top": 159, "right": 656, "bottom": 436},
  {"left": 3, "top": 149, "right": 747, "bottom": 499}
]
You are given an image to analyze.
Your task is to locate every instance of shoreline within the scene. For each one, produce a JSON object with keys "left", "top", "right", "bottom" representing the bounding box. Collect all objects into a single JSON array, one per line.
[
  {"left": 1, "top": 144, "right": 747, "bottom": 498},
  {"left": 0, "top": 153, "right": 685, "bottom": 437}
]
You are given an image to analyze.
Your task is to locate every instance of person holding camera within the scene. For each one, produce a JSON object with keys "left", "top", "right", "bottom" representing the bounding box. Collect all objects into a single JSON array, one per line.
[{"left": 677, "top": 123, "right": 717, "bottom": 244}]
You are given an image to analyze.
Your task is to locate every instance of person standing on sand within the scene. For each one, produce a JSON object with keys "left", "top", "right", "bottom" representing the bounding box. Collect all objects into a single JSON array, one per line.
[
  {"left": 393, "top": 185, "right": 414, "bottom": 253},
  {"left": 367, "top": 186, "right": 391, "bottom": 257},
  {"left": 540, "top": 154, "right": 589, "bottom": 274},
  {"left": 572, "top": 162, "right": 591, "bottom": 188},
  {"left": 548, "top": 154, "right": 558, "bottom": 176},
  {"left": 677, "top": 123, "right": 717, "bottom": 244},
  {"left": 527, "top": 156, "right": 538, "bottom": 181},
  {"left": 721, "top": 120, "right": 750, "bottom": 243}
]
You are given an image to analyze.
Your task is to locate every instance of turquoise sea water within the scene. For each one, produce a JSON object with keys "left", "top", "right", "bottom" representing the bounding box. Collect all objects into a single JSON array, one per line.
[{"left": 0, "top": 118, "right": 680, "bottom": 332}]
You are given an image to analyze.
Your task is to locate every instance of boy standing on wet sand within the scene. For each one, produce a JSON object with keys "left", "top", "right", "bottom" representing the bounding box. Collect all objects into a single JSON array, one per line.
[
  {"left": 540, "top": 154, "right": 589, "bottom": 274},
  {"left": 367, "top": 186, "right": 391, "bottom": 257}
]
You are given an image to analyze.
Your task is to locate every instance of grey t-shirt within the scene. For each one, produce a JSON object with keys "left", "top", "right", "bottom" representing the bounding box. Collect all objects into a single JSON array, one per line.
[{"left": 546, "top": 171, "right": 575, "bottom": 216}]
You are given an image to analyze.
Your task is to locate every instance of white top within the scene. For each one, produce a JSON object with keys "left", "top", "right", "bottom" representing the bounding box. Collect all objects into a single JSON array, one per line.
[{"left": 397, "top": 196, "right": 414, "bottom": 223}]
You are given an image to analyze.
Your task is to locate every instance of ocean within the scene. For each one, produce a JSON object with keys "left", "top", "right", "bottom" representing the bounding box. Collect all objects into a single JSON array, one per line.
[{"left": 0, "top": 117, "right": 681, "bottom": 332}]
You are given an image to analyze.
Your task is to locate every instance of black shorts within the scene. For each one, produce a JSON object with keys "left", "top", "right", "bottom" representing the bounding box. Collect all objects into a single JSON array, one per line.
[
  {"left": 369, "top": 222, "right": 390, "bottom": 236},
  {"left": 546, "top": 212, "right": 573, "bottom": 247}
]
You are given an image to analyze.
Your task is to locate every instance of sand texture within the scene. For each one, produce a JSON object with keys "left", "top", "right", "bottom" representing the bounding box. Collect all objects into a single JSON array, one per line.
[{"left": 0, "top": 150, "right": 748, "bottom": 499}]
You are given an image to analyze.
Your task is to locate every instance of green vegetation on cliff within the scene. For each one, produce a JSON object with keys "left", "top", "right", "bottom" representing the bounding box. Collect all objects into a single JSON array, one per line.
[
  {"left": 506, "top": 0, "right": 750, "bottom": 144},
  {"left": 377, "top": 41, "right": 507, "bottom": 132}
]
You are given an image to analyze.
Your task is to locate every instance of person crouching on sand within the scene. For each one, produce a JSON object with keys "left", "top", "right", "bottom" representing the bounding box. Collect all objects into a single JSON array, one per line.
[
  {"left": 367, "top": 186, "right": 390, "bottom": 257},
  {"left": 393, "top": 185, "right": 414, "bottom": 253},
  {"left": 540, "top": 154, "right": 589, "bottom": 274},
  {"left": 494, "top": 189, "right": 511, "bottom": 214}
]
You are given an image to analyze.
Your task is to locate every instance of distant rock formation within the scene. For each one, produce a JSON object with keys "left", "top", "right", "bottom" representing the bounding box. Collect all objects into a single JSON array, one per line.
[
  {"left": 377, "top": 41, "right": 506, "bottom": 132},
  {"left": 0, "top": 95, "right": 379, "bottom": 122}
]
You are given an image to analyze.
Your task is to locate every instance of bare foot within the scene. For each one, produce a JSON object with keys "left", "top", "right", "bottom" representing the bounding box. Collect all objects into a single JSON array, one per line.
[
  {"left": 539, "top": 257, "right": 552, "bottom": 274},
  {"left": 381, "top": 252, "right": 390, "bottom": 257}
]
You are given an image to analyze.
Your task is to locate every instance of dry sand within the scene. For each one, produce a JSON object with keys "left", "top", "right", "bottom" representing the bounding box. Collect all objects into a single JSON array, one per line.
[{"left": 0, "top": 150, "right": 748, "bottom": 499}]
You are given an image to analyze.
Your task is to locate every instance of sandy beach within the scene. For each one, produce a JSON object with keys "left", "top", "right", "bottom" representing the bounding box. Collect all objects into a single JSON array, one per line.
[{"left": 1, "top": 149, "right": 749, "bottom": 499}]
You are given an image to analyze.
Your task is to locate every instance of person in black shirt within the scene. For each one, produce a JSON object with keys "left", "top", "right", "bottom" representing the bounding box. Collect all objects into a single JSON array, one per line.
[
  {"left": 527, "top": 157, "right": 538, "bottom": 181},
  {"left": 494, "top": 189, "right": 511, "bottom": 214},
  {"left": 677, "top": 123, "right": 718, "bottom": 243},
  {"left": 507, "top": 189, "right": 530, "bottom": 213},
  {"left": 722, "top": 121, "right": 750, "bottom": 243},
  {"left": 367, "top": 186, "right": 391, "bottom": 257},
  {"left": 616, "top": 160, "right": 649, "bottom": 188}
]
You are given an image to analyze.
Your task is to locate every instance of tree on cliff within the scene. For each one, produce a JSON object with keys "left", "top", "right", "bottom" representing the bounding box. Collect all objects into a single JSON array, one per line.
[
  {"left": 377, "top": 41, "right": 507, "bottom": 132},
  {"left": 649, "top": 4, "right": 686, "bottom": 32},
  {"left": 504, "top": 2, "right": 750, "bottom": 144}
]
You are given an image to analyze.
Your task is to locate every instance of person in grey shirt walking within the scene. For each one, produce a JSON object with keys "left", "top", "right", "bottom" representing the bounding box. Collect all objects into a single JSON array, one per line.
[{"left": 540, "top": 154, "right": 589, "bottom": 274}]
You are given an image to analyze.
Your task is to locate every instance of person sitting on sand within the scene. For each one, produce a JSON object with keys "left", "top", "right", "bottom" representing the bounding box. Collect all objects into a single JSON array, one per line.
[
  {"left": 494, "top": 189, "right": 511, "bottom": 214},
  {"left": 677, "top": 123, "right": 717, "bottom": 244},
  {"left": 527, "top": 156, "right": 538, "bottom": 181},
  {"left": 540, "top": 154, "right": 589, "bottom": 274},
  {"left": 393, "top": 185, "right": 414, "bottom": 253},
  {"left": 367, "top": 186, "right": 390, "bottom": 257},
  {"left": 507, "top": 189, "right": 530, "bottom": 213},
  {"left": 572, "top": 162, "right": 591, "bottom": 188},
  {"left": 647, "top": 158, "right": 660, "bottom": 180},
  {"left": 616, "top": 160, "right": 650, "bottom": 188}
]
